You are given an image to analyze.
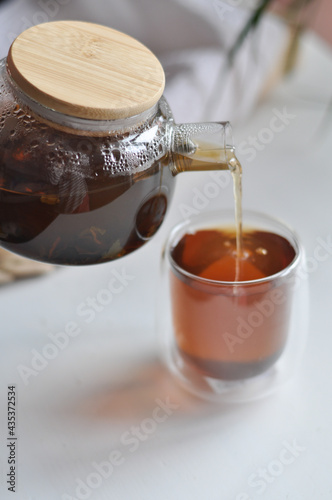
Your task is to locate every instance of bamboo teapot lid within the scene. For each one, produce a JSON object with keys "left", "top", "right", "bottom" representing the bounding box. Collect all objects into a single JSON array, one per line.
[{"left": 7, "top": 21, "right": 165, "bottom": 120}]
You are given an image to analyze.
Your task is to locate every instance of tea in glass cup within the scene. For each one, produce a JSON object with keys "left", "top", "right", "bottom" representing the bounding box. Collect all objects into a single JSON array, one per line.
[{"left": 158, "top": 210, "right": 308, "bottom": 402}]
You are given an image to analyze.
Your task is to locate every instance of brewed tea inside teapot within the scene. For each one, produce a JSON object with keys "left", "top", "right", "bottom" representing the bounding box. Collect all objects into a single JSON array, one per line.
[{"left": 0, "top": 21, "right": 236, "bottom": 265}]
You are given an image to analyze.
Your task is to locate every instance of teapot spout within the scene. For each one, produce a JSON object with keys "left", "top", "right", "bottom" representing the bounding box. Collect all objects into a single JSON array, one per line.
[{"left": 170, "top": 121, "right": 236, "bottom": 175}]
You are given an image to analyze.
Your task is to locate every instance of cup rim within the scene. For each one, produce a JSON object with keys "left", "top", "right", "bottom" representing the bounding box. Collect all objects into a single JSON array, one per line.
[{"left": 166, "top": 209, "right": 303, "bottom": 286}]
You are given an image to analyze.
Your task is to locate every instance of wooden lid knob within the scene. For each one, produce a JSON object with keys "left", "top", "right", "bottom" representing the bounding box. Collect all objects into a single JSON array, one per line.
[{"left": 7, "top": 21, "right": 165, "bottom": 120}]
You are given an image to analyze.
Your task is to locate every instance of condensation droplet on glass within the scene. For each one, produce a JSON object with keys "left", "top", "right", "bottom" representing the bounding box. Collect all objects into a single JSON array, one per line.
[{"left": 111, "top": 149, "right": 121, "bottom": 162}]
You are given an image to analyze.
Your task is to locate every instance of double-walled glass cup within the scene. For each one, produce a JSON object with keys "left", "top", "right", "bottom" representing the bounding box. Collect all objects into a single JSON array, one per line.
[{"left": 158, "top": 210, "right": 308, "bottom": 402}]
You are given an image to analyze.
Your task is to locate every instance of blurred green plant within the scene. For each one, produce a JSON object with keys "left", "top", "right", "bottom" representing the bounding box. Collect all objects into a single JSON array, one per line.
[
  {"left": 228, "top": 0, "right": 317, "bottom": 69},
  {"left": 206, "top": 0, "right": 321, "bottom": 119},
  {"left": 228, "top": 0, "right": 273, "bottom": 65}
]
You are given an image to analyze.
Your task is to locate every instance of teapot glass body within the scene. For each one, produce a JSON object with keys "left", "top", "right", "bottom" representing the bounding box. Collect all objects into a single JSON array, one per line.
[{"left": 0, "top": 57, "right": 234, "bottom": 265}]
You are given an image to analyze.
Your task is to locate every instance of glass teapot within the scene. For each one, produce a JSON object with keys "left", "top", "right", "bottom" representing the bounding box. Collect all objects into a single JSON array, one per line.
[{"left": 0, "top": 21, "right": 235, "bottom": 266}]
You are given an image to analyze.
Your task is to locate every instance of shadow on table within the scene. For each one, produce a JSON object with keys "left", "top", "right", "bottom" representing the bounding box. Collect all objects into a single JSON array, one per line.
[{"left": 77, "top": 356, "right": 218, "bottom": 421}]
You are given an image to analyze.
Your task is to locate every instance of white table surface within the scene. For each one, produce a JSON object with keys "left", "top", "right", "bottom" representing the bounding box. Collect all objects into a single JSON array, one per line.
[{"left": 1, "top": 32, "right": 332, "bottom": 500}]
